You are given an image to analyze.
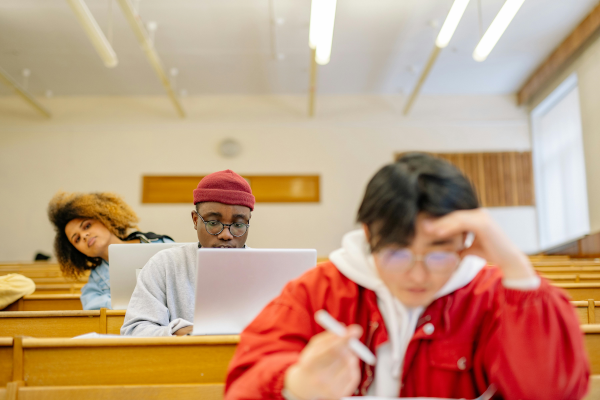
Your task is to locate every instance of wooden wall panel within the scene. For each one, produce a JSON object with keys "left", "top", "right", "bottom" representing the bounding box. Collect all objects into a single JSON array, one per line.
[
  {"left": 142, "top": 175, "right": 320, "bottom": 204},
  {"left": 395, "top": 152, "right": 534, "bottom": 208}
]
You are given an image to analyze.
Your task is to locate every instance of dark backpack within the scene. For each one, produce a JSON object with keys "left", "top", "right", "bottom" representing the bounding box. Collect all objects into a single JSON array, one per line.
[{"left": 123, "top": 231, "right": 174, "bottom": 243}]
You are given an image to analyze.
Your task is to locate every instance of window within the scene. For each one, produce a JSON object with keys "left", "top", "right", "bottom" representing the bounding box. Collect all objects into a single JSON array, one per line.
[{"left": 531, "top": 74, "right": 589, "bottom": 250}]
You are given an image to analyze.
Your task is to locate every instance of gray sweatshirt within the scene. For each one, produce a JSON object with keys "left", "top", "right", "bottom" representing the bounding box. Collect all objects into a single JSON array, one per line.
[{"left": 121, "top": 243, "right": 198, "bottom": 336}]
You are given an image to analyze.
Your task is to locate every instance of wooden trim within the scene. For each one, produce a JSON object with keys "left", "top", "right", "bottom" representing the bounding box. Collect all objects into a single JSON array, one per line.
[
  {"left": 518, "top": 2, "right": 600, "bottom": 105},
  {"left": 99, "top": 308, "right": 107, "bottom": 334},
  {"left": 22, "top": 335, "right": 240, "bottom": 348},
  {"left": 22, "top": 294, "right": 80, "bottom": 301},
  {"left": 0, "top": 338, "right": 14, "bottom": 346},
  {"left": 589, "top": 299, "right": 596, "bottom": 324},
  {"left": 0, "top": 311, "right": 98, "bottom": 319},
  {"left": 16, "top": 384, "right": 225, "bottom": 400},
  {"left": 554, "top": 283, "right": 600, "bottom": 289},
  {"left": 12, "top": 337, "right": 23, "bottom": 381},
  {"left": 582, "top": 324, "right": 600, "bottom": 333},
  {"left": 106, "top": 310, "right": 126, "bottom": 316},
  {"left": 142, "top": 175, "right": 320, "bottom": 204},
  {"left": 572, "top": 301, "right": 600, "bottom": 306},
  {"left": 395, "top": 152, "right": 534, "bottom": 207},
  {"left": 6, "top": 381, "right": 24, "bottom": 400}
]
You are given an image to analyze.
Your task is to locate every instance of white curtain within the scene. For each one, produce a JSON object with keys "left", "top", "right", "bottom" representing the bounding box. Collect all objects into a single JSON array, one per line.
[{"left": 531, "top": 74, "right": 589, "bottom": 250}]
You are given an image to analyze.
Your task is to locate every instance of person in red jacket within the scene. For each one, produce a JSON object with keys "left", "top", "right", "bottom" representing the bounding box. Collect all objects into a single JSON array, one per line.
[{"left": 225, "top": 153, "right": 590, "bottom": 399}]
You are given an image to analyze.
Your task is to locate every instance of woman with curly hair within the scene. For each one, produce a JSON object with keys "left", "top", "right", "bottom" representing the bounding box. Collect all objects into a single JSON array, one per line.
[{"left": 48, "top": 192, "right": 173, "bottom": 310}]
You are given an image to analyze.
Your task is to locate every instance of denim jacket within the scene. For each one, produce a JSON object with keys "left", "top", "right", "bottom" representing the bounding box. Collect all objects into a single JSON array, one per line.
[{"left": 80, "top": 236, "right": 174, "bottom": 310}]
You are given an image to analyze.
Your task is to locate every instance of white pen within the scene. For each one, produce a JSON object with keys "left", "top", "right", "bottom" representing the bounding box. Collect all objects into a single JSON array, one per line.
[{"left": 314, "top": 309, "right": 377, "bottom": 366}]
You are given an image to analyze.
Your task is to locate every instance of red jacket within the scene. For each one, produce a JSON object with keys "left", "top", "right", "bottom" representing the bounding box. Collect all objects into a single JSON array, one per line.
[{"left": 225, "top": 262, "right": 590, "bottom": 399}]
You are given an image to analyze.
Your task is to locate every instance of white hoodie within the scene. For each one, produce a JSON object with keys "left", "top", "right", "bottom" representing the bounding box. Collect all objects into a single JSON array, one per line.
[{"left": 329, "top": 230, "right": 487, "bottom": 397}]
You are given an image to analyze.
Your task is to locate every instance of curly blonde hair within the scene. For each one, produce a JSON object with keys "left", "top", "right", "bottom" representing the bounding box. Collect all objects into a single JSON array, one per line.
[{"left": 48, "top": 192, "right": 139, "bottom": 278}]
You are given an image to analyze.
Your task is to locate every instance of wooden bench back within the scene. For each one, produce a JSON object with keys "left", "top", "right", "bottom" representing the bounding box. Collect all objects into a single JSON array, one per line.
[
  {"left": 554, "top": 283, "right": 600, "bottom": 301},
  {"left": 2, "top": 383, "right": 225, "bottom": 400},
  {"left": 1, "top": 295, "right": 82, "bottom": 312},
  {"left": 9, "top": 336, "right": 238, "bottom": 387},
  {"left": 0, "top": 310, "right": 125, "bottom": 338}
]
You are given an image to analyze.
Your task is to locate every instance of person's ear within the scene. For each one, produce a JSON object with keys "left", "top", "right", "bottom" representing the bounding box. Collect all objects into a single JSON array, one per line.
[
  {"left": 191, "top": 210, "right": 198, "bottom": 230},
  {"left": 362, "top": 223, "right": 371, "bottom": 242}
]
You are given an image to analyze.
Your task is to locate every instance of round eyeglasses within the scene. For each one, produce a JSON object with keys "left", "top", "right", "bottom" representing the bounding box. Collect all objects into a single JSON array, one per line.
[
  {"left": 194, "top": 211, "right": 250, "bottom": 237},
  {"left": 378, "top": 248, "right": 460, "bottom": 274}
]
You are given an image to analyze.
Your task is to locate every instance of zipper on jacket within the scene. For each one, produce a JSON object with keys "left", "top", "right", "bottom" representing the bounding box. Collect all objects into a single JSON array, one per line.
[{"left": 359, "top": 321, "right": 379, "bottom": 395}]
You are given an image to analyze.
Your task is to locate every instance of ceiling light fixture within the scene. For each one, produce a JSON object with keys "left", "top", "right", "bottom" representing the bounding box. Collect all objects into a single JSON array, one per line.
[
  {"left": 116, "top": 0, "right": 185, "bottom": 117},
  {"left": 403, "top": 0, "right": 470, "bottom": 116},
  {"left": 66, "top": 0, "right": 118, "bottom": 67},
  {"left": 473, "top": 0, "right": 525, "bottom": 62},
  {"left": 0, "top": 67, "right": 51, "bottom": 118},
  {"left": 309, "top": 0, "right": 338, "bottom": 65},
  {"left": 435, "top": 0, "right": 471, "bottom": 48}
]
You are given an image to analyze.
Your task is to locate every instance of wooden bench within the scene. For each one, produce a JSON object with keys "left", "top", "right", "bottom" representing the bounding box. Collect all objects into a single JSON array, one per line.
[
  {"left": 1, "top": 295, "right": 82, "bottom": 312},
  {"left": 542, "top": 274, "right": 600, "bottom": 283},
  {"left": 0, "top": 383, "right": 225, "bottom": 400},
  {"left": 536, "top": 267, "right": 600, "bottom": 274},
  {"left": 6, "top": 335, "right": 238, "bottom": 387},
  {"left": 31, "top": 284, "right": 84, "bottom": 295},
  {"left": 573, "top": 300, "right": 600, "bottom": 324},
  {"left": 0, "top": 310, "right": 125, "bottom": 338},
  {"left": 0, "top": 333, "right": 596, "bottom": 400},
  {"left": 555, "top": 283, "right": 600, "bottom": 301}
]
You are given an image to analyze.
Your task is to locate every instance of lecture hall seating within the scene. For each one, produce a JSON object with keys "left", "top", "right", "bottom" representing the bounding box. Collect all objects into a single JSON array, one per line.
[
  {"left": 0, "top": 309, "right": 125, "bottom": 337},
  {"left": 1, "top": 295, "right": 82, "bottom": 312},
  {"left": 0, "top": 336, "right": 238, "bottom": 400}
]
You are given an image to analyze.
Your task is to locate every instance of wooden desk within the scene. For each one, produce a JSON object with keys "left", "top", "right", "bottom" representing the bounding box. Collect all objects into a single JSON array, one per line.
[
  {"left": 0, "top": 310, "right": 125, "bottom": 338},
  {"left": 13, "top": 336, "right": 238, "bottom": 386},
  {"left": 1, "top": 295, "right": 82, "bottom": 312}
]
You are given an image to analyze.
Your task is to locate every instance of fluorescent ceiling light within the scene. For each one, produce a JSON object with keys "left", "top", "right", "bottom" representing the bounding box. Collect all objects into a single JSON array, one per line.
[
  {"left": 309, "top": 0, "right": 338, "bottom": 65},
  {"left": 66, "top": 0, "right": 118, "bottom": 67},
  {"left": 435, "top": 0, "right": 471, "bottom": 48},
  {"left": 473, "top": 0, "right": 526, "bottom": 62}
]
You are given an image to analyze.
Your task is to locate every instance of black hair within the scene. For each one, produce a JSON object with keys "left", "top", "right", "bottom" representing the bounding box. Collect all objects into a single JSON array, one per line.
[{"left": 357, "top": 152, "right": 479, "bottom": 251}]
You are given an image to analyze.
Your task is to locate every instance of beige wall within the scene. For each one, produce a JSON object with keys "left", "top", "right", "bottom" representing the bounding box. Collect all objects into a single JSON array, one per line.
[
  {"left": 0, "top": 94, "right": 535, "bottom": 261},
  {"left": 529, "top": 34, "right": 600, "bottom": 235}
]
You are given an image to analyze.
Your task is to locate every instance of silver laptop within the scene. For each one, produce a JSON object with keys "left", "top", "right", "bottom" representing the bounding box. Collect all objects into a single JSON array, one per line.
[
  {"left": 192, "top": 248, "right": 317, "bottom": 335},
  {"left": 109, "top": 242, "right": 192, "bottom": 310}
]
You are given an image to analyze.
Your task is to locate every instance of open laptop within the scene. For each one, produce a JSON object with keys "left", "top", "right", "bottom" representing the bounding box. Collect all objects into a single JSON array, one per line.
[
  {"left": 109, "top": 242, "right": 193, "bottom": 310},
  {"left": 192, "top": 248, "right": 317, "bottom": 335}
]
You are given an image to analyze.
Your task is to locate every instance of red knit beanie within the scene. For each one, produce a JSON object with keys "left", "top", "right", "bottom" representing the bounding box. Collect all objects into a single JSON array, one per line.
[{"left": 193, "top": 170, "right": 255, "bottom": 211}]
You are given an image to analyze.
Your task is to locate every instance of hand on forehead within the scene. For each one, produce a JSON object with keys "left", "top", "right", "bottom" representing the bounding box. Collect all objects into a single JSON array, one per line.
[{"left": 414, "top": 214, "right": 466, "bottom": 251}]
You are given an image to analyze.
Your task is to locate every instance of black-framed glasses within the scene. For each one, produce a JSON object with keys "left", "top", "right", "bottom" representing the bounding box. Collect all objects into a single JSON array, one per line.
[
  {"left": 378, "top": 248, "right": 460, "bottom": 274},
  {"left": 194, "top": 210, "right": 250, "bottom": 237}
]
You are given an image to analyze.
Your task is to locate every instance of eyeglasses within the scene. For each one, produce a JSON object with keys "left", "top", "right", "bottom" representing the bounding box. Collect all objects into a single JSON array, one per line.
[
  {"left": 378, "top": 248, "right": 460, "bottom": 274},
  {"left": 194, "top": 211, "right": 250, "bottom": 237}
]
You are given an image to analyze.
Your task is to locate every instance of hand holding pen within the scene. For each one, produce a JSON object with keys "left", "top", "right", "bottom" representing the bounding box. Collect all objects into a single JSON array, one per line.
[{"left": 283, "top": 310, "right": 376, "bottom": 400}]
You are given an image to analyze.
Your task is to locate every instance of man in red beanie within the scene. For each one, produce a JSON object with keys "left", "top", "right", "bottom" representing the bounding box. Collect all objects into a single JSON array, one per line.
[
  {"left": 121, "top": 170, "right": 255, "bottom": 336},
  {"left": 191, "top": 169, "right": 254, "bottom": 250}
]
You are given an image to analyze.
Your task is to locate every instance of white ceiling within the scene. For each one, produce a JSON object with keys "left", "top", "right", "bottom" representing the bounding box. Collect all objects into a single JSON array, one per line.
[{"left": 0, "top": 0, "right": 597, "bottom": 96}]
